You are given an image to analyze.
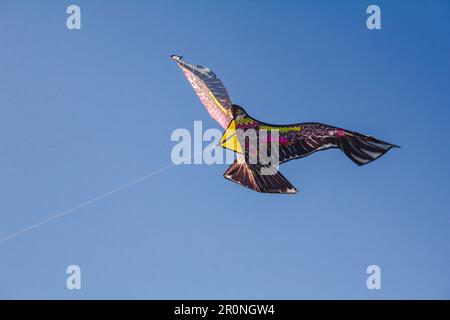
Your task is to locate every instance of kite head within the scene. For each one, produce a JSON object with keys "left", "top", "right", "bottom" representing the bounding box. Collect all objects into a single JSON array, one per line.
[{"left": 231, "top": 105, "right": 248, "bottom": 120}]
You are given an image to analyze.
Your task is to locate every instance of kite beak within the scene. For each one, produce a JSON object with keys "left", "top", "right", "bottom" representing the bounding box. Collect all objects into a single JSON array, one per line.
[{"left": 219, "top": 120, "right": 244, "bottom": 154}]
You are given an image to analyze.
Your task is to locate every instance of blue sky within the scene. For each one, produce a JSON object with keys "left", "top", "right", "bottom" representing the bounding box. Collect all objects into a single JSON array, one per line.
[{"left": 0, "top": 0, "right": 449, "bottom": 299}]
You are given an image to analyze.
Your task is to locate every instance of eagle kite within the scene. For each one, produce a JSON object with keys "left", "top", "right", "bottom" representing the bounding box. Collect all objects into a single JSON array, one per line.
[{"left": 171, "top": 55, "right": 398, "bottom": 194}]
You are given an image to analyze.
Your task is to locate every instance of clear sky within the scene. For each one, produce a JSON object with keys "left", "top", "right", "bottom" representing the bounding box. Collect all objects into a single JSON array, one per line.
[{"left": 0, "top": 0, "right": 449, "bottom": 299}]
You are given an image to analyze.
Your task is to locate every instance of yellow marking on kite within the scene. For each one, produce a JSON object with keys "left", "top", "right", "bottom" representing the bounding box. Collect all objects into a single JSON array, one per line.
[
  {"left": 220, "top": 120, "right": 243, "bottom": 154},
  {"left": 260, "top": 125, "right": 302, "bottom": 133},
  {"left": 208, "top": 90, "right": 228, "bottom": 115},
  {"left": 236, "top": 117, "right": 254, "bottom": 125}
]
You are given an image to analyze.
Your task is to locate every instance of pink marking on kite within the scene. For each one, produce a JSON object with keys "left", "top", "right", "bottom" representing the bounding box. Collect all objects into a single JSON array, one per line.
[
  {"left": 279, "top": 136, "right": 290, "bottom": 144},
  {"left": 335, "top": 129, "right": 346, "bottom": 137}
]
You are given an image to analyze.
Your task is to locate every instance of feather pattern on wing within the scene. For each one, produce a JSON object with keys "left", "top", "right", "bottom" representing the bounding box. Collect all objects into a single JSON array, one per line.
[{"left": 172, "top": 55, "right": 233, "bottom": 129}]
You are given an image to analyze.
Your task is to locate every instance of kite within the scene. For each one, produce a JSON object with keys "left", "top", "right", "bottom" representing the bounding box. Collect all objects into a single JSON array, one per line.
[{"left": 171, "top": 55, "right": 399, "bottom": 194}]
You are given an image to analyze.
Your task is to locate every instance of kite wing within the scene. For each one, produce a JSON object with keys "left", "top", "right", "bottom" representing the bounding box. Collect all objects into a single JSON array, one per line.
[
  {"left": 171, "top": 55, "right": 233, "bottom": 129},
  {"left": 222, "top": 105, "right": 399, "bottom": 167},
  {"left": 249, "top": 121, "right": 398, "bottom": 166},
  {"left": 267, "top": 123, "right": 398, "bottom": 166},
  {"left": 269, "top": 123, "right": 340, "bottom": 164}
]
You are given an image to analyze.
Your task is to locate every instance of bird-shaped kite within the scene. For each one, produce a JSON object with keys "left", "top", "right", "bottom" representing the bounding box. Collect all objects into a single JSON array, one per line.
[{"left": 171, "top": 55, "right": 399, "bottom": 194}]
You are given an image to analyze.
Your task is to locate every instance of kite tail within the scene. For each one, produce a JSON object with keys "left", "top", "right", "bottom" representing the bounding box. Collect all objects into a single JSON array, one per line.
[
  {"left": 223, "top": 160, "right": 298, "bottom": 194},
  {"left": 336, "top": 130, "right": 400, "bottom": 166}
]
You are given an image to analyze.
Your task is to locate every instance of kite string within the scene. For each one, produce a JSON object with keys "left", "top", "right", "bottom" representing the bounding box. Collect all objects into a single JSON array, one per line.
[{"left": 0, "top": 145, "right": 219, "bottom": 244}]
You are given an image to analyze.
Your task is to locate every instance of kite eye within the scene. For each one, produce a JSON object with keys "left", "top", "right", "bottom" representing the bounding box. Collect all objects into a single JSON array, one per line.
[{"left": 232, "top": 105, "right": 244, "bottom": 115}]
